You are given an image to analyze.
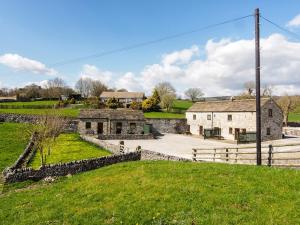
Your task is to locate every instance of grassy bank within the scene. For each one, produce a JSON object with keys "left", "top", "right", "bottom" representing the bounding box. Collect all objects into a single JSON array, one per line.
[
  {"left": 0, "top": 108, "right": 79, "bottom": 117},
  {"left": 1, "top": 161, "right": 300, "bottom": 224},
  {"left": 29, "top": 133, "right": 111, "bottom": 169},
  {"left": 0, "top": 123, "right": 31, "bottom": 171}
]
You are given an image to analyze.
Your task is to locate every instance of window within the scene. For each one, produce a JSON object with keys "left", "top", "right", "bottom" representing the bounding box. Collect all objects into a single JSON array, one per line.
[
  {"left": 85, "top": 122, "right": 91, "bottom": 129},
  {"left": 129, "top": 123, "right": 137, "bottom": 134},
  {"left": 229, "top": 127, "right": 233, "bottom": 134},
  {"left": 228, "top": 114, "right": 232, "bottom": 121},
  {"left": 207, "top": 114, "right": 211, "bottom": 120},
  {"left": 193, "top": 114, "right": 196, "bottom": 120},
  {"left": 268, "top": 109, "right": 273, "bottom": 117},
  {"left": 267, "top": 128, "right": 271, "bottom": 135}
]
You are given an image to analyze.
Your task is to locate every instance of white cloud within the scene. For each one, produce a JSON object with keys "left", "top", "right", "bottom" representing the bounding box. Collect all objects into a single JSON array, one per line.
[
  {"left": 78, "top": 34, "right": 300, "bottom": 97},
  {"left": 80, "top": 64, "right": 112, "bottom": 84},
  {"left": 0, "top": 53, "right": 57, "bottom": 75},
  {"left": 287, "top": 14, "right": 300, "bottom": 28}
]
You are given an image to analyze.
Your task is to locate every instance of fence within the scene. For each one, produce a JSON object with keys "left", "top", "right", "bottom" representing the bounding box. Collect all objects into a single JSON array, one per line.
[{"left": 192, "top": 143, "right": 300, "bottom": 168}]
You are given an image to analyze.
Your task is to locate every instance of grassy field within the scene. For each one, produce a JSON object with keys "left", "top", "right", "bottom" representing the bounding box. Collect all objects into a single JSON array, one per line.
[
  {"left": 0, "top": 123, "right": 31, "bottom": 171},
  {"left": 1, "top": 161, "right": 300, "bottom": 224},
  {"left": 0, "top": 100, "right": 57, "bottom": 106},
  {"left": 144, "top": 111, "right": 185, "bottom": 119},
  {"left": 0, "top": 108, "right": 79, "bottom": 117},
  {"left": 172, "top": 99, "right": 193, "bottom": 110},
  {"left": 289, "top": 112, "right": 300, "bottom": 122},
  {"left": 29, "top": 133, "right": 111, "bottom": 169}
]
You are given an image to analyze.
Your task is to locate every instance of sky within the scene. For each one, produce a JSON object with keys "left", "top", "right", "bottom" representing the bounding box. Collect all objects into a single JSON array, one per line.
[{"left": 0, "top": 0, "right": 300, "bottom": 97}]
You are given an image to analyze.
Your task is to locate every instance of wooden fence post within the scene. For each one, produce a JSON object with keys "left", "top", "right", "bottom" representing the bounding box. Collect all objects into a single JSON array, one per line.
[
  {"left": 226, "top": 148, "right": 229, "bottom": 162},
  {"left": 213, "top": 148, "right": 216, "bottom": 162},
  {"left": 268, "top": 144, "right": 273, "bottom": 167},
  {"left": 193, "top": 149, "right": 197, "bottom": 161},
  {"left": 119, "top": 141, "right": 125, "bottom": 154}
]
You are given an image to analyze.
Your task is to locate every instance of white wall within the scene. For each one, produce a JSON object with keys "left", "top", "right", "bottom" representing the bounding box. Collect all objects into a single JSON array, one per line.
[{"left": 186, "top": 111, "right": 256, "bottom": 140}]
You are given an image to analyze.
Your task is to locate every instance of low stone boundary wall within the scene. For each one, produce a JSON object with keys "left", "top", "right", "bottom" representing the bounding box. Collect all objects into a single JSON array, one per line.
[
  {"left": 3, "top": 152, "right": 140, "bottom": 183},
  {"left": 98, "top": 134, "right": 153, "bottom": 140},
  {"left": 287, "top": 122, "right": 300, "bottom": 127},
  {"left": 283, "top": 127, "right": 300, "bottom": 136},
  {"left": 80, "top": 135, "right": 121, "bottom": 154},
  {"left": 141, "top": 150, "right": 191, "bottom": 161},
  {"left": 145, "top": 118, "right": 188, "bottom": 134},
  {"left": 0, "top": 113, "right": 78, "bottom": 132},
  {"left": 9, "top": 134, "right": 36, "bottom": 170}
]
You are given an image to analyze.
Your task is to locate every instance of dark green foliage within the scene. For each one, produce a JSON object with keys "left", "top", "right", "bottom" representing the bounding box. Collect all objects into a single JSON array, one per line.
[{"left": 106, "top": 97, "right": 122, "bottom": 109}]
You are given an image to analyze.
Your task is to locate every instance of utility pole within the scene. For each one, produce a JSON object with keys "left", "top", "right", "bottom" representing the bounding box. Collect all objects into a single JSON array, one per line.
[{"left": 255, "top": 8, "right": 262, "bottom": 165}]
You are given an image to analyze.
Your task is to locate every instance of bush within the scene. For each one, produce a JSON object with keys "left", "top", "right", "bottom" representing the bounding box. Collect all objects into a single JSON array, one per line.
[
  {"left": 130, "top": 101, "right": 142, "bottom": 110},
  {"left": 106, "top": 97, "right": 121, "bottom": 109}
]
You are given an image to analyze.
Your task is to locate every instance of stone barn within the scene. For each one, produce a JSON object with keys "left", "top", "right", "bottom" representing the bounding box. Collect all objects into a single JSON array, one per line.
[
  {"left": 186, "top": 98, "right": 283, "bottom": 142},
  {"left": 78, "top": 109, "right": 152, "bottom": 139}
]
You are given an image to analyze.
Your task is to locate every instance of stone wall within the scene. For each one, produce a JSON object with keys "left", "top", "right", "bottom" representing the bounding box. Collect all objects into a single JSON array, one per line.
[
  {"left": 283, "top": 127, "right": 300, "bottom": 136},
  {"left": 98, "top": 134, "right": 153, "bottom": 140},
  {"left": 9, "top": 134, "right": 36, "bottom": 170},
  {"left": 0, "top": 113, "right": 78, "bottom": 132},
  {"left": 80, "top": 135, "right": 122, "bottom": 154},
  {"left": 145, "top": 118, "right": 188, "bottom": 134},
  {"left": 3, "top": 152, "right": 140, "bottom": 183},
  {"left": 287, "top": 122, "right": 300, "bottom": 127},
  {"left": 140, "top": 150, "right": 191, "bottom": 161}
]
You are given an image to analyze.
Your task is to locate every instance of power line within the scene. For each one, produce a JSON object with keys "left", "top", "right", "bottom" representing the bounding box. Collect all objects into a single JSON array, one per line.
[
  {"left": 50, "top": 14, "right": 253, "bottom": 67},
  {"left": 260, "top": 15, "right": 300, "bottom": 41}
]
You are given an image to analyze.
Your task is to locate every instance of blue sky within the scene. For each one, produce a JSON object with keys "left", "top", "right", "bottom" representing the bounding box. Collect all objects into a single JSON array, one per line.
[{"left": 0, "top": 0, "right": 300, "bottom": 96}]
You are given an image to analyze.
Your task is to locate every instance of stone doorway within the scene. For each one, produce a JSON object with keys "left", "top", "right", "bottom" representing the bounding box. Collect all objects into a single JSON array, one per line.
[
  {"left": 116, "top": 122, "right": 122, "bottom": 134},
  {"left": 97, "top": 122, "right": 103, "bottom": 134}
]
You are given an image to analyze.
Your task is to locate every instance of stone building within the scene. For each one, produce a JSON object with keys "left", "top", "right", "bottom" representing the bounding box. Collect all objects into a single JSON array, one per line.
[
  {"left": 100, "top": 91, "right": 145, "bottom": 108},
  {"left": 186, "top": 98, "right": 283, "bottom": 142},
  {"left": 78, "top": 109, "right": 152, "bottom": 139}
]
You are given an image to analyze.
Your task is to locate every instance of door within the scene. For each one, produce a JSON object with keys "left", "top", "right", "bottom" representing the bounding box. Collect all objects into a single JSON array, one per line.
[
  {"left": 234, "top": 128, "right": 240, "bottom": 140},
  {"left": 199, "top": 126, "right": 203, "bottom": 135},
  {"left": 116, "top": 122, "right": 122, "bottom": 134},
  {"left": 97, "top": 122, "right": 103, "bottom": 134}
]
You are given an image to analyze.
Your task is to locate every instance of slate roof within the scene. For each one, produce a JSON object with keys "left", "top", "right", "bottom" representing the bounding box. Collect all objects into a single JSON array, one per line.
[
  {"left": 100, "top": 92, "right": 145, "bottom": 99},
  {"left": 187, "top": 98, "right": 271, "bottom": 112},
  {"left": 79, "top": 109, "right": 145, "bottom": 120}
]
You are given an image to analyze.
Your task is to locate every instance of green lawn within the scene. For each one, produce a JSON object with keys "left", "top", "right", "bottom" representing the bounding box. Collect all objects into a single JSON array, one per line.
[
  {"left": 0, "top": 123, "right": 31, "bottom": 171},
  {"left": 29, "top": 133, "right": 111, "bottom": 169},
  {"left": 0, "top": 100, "right": 57, "bottom": 106},
  {"left": 172, "top": 99, "right": 193, "bottom": 110},
  {"left": 144, "top": 111, "right": 185, "bottom": 119},
  {"left": 1, "top": 161, "right": 300, "bottom": 224},
  {"left": 0, "top": 108, "right": 79, "bottom": 117},
  {"left": 289, "top": 112, "right": 300, "bottom": 122}
]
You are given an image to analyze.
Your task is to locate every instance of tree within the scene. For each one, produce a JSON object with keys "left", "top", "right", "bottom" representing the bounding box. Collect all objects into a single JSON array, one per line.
[
  {"left": 28, "top": 111, "right": 67, "bottom": 165},
  {"left": 244, "top": 81, "right": 256, "bottom": 96},
  {"left": 155, "top": 82, "right": 176, "bottom": 99},
  {"left": 75, "top": 78, "right": 93, "bottom": 98},
  {"left": 23, "top": 84, "right": 42, "bottom": 99},
  {"left": 185, "top": 88, "right": 204, "bottom": 101},
  {"left": 45, "top": 77, "right": 67, "bottom": 98},
  {"left": 141, "top": 89, "right": 161, "bottom": 112},
  {"left": 277, "top": 95, "right": 300, "bottom": 126},
  {"left": 91, "top": 80, "right": 107, "bottom": 97},
  {"left": 262, "top": 84, "right": 273, "bottom": 97},
  {"left": 117, "top": 88, "right": 128, "bottom": 92},
  {"left": 106, "top": 97, "right": 121, "bottom": 109},
  {"left": 160, "top": 93, "right": 176, "bottom": 112}
]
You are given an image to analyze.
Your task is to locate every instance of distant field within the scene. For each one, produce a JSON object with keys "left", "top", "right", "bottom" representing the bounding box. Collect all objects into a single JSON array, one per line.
[
  {"left": 0, "top": 108, "right": 79, "bottom": 117},
  {"left": 0, "top": 100, "right": 57, "bottom": 106},
  {"left": 1, "top": 161, "right": 300, "bottom": 224},
  {"left": 144, "top": 112, "right": 185, "bottom": 119},
  {"left": 172, "top": 100, "right": 193, "bottom": 110},
  {"left": 289, "top": 113, "right": 300, "bottom": 122},
  {"left": 0, "top": 123, "right": 30, "bottom": 171},
  {"left": 29, "top": 133, "right": 110, "bottom": 169}
]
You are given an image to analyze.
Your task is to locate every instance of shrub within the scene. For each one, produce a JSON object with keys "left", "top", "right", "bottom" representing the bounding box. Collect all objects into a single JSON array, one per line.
[
  {"left": 106, "top": 97, "right": 121, "bottom": 109},
  {"left": 130, "top": 101, "right": 142, "bottom": 110}
]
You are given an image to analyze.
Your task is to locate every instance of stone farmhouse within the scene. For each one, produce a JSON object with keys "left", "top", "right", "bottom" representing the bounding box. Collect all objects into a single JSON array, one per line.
[
  {"left": 100, "top": 91, "right": 145, "bottom": 108},
  {"left": 186, "top": 98, "right": 283, "bottom": 142},
  {"left": 78, "top": 109, "right": 152, "bottom": 139}
]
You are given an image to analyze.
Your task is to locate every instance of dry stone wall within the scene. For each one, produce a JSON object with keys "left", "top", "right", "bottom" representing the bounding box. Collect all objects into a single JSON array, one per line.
[
  {"left": 3, "top": 152, "right": 140, "bottom": 183},
  {"left": 145, "top": 118, "right": 188, "bottom": 134}
]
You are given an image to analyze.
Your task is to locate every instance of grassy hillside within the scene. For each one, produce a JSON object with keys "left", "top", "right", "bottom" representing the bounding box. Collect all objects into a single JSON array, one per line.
[
  {"left": 0, "top": 100, "right": 57, "bottom": 106},
  {"left": 1, "top": 161, "right": 300, "bottom": 224},
  {"left": 0, "top": 123, "right": 31, "bottom": 171},
  {"left": 29, "top": 133, "right": 111, "bottom": 169}
]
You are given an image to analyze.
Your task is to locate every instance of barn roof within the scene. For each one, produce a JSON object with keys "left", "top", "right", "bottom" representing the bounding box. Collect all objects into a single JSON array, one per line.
[
  {"left": 79, "top": 109, "right": 145, "bottom": 120},
  {"left": 187, "top": 98, "right": 271, "bottom": 112},
  {"left": 100, "top": 92, "right": 145, "bottom": 99}
]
